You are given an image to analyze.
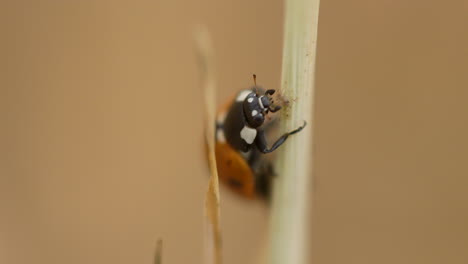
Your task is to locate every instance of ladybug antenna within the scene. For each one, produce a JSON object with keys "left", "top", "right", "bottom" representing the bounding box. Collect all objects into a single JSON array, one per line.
[{"left": 252, "top": 74, "right": 258, "bottom": 95}]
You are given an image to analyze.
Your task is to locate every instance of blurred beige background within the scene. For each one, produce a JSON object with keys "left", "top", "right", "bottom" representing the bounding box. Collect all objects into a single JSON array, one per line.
[{"left": 2, "top": 1, "right": 468, "bottom": 264}]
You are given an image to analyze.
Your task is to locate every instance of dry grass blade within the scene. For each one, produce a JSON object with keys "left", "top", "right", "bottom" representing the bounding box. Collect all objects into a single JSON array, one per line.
[
  {"left": 269, "top": 0, "right": 320, "bottom": 263},
  {"left": 154, "top": 239, "right": 162, "bottom": 264},
  {"left": 193, "top": 26, "right": 222, "bottom": 264}
]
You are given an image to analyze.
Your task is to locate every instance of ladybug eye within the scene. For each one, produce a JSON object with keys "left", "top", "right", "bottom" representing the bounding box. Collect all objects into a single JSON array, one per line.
[{"left": 260, "top": 96, "right": 270, "bottom": 109}]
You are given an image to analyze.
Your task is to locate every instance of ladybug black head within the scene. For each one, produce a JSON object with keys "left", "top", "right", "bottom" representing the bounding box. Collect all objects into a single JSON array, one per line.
[{"left": 243, "top": 89, "right": 282, "bottom": 128}]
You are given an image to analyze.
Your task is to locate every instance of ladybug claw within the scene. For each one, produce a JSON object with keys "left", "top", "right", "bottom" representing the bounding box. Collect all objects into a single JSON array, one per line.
[
  {"left": 268, "top": 106, "right": 281, "bottom": 113},
  {"left": 265, "top": 89, "right": 275, "bottom": 96}
]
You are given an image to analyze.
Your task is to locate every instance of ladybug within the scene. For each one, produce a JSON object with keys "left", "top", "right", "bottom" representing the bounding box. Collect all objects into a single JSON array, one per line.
[{"left": 214, "top": 76, "right": 306, "bottom": 199}]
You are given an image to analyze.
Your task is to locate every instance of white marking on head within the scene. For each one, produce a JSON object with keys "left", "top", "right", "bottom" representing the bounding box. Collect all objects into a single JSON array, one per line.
[
  {"left": 216, "top": 128, "right": 226, "bottom": 143},
  {"left": 236, "top": 90, "right": 253, "bottom": 102},
  {"left": 240, "top": 126, "right": 257, "bottom": 144},
  {"left": 258, "top": 96, "right": 265, "bottom": 109},
  {"left": 251, "top": 110, "right": 258, "bottom": 117},
  {"left": 247, "top": 97, "right": 254, "bottom": 103}
]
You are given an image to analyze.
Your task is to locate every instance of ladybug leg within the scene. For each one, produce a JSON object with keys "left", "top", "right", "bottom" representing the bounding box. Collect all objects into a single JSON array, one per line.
[
  {"left": 255, "top": 121, "right": 307, "bottom": 154},
  {"left": 255, "top": 161, "right": 274, "bottom": 199},
  {"left": 268, "top": 106, "right": 282, "bottom": 113}
]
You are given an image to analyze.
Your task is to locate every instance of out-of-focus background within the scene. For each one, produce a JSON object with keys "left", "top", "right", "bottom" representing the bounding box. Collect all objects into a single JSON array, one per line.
[{"left": 2, "top": 1, "right": 468, "bottom": 264}]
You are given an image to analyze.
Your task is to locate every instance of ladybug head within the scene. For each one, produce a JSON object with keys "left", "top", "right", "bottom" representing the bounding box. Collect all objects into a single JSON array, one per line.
[{"left": 243, "top": 89, "right": 282, "bottom": 128}]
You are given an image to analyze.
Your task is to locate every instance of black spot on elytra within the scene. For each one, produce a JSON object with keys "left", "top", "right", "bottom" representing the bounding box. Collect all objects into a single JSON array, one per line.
[{"left": 228, "top": 178, "right": 243, "bottom": 189}]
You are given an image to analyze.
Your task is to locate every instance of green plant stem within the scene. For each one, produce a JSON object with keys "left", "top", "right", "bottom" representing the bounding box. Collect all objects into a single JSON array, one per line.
[{"left": 269, "top": 0, "right": 320, "bottom": 263}]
